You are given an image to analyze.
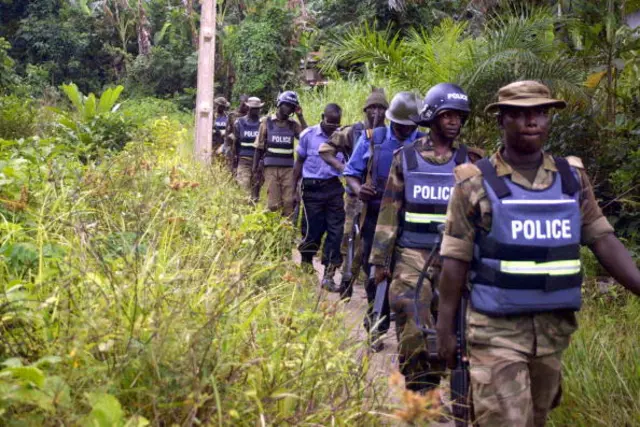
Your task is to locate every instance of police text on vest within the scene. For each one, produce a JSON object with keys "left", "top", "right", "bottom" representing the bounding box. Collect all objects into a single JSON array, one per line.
[
  {"left": 511, "top": 219, "right": 572, "bottom": 240},
  {"left": 413, "top": 185, "right": 452, "bottom": 201}
]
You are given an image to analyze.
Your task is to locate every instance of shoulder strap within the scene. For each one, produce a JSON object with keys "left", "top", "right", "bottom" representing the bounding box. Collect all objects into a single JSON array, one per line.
[
  {"left": 477, "top": 158, "right": 511, "bottom": 199},
  {"left": 454, "top": 144, "right": 468, "bottom": 165},
  {"left": 372, "top": 127, "right": 387, "bottom": 145},
  {"left": 554, "top": 156, "right": 580, "bottom": 196},
  {"left": 403, "top": 142, "right": 419, "bottom": 171},
  {"left": 266, "top": 117, "right": 273, "bottom": 132}
]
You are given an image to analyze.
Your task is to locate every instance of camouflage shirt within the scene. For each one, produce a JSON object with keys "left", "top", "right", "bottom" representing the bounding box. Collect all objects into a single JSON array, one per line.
[
  {"left": 255, "top": 114, "right": 304, "bottom": 151},
  {"left": 441, "top": 149, "right": 614, "bottom": 356},
  {"left": 318, "top": 122, "right": 368, "bottom": 157},
  {"left": 226, "top": 110, "right": 246, "bottom": 157},
  {"left": 369, "top": 135, "right": 484, "bottom": 267}
]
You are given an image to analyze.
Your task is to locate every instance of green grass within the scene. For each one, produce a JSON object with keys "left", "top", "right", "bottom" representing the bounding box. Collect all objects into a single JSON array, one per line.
[
  {"left": 0, "top": 106, "right": 388, "bottom": 425},
  {"left": 550, "top": 293, "right": 640, "bottom": 426}
]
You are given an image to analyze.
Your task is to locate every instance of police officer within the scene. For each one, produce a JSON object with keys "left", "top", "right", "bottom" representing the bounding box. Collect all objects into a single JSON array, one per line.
[
  {"left": 369, "top": 84, "right": 482, "bottom": 392},
  {"left": 233, "top": 97, "right": 264, "bottom": 195},
  {"left": 344, "top": 92, "right": 425, "bottom": 350},
  {"left": 436, "top": 81, "right": 640, "bottom": 426},
  {"left": 293, "top": 104, "right": 345, "bottom": 287},
  {"left": 226, "top": 94, "right": 250, "bottom": 172},
  {"left": 213, "top": 96, "right": 231, "bottom": 155},
  {"left": 253, "top": 91, "right": 307, "bottom": 217},
  {"left": 319, "top": 89, "right": 389, "bottom": 295}
]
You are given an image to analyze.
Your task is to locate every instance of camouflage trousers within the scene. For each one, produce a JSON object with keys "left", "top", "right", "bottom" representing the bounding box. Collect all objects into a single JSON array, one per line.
[
  {"left": 236, "top": 157, "right": 253, "bottom": 192},
  {"left": 340, "top": 194, "right": 362, "bottom": 255},
  {"left": 389, "top": 247, "right": 444, "bottom": 392},
  {"left": 263, "top": 166, "right": 295, "bottom": 217},
  {"left": 469, "top": 344, "right": 563, "bottom": 427}
]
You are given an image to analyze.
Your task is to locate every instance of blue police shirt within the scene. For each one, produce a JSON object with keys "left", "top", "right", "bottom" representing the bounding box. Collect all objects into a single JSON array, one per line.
[
  {"left": 297, "top": 124, "right": 344, "bottom": 179},
  {"left": 343, "top": 125, "right": 420, "bottom": 180}
]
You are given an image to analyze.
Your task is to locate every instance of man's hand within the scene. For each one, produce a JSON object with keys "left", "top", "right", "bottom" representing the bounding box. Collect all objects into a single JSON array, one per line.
[
  {"left": 295, "top": 106, "right": 303, "bottom": 117},
  {"left": 358, "top": 182, "right": 377, "bottom": 201},
  {"left": 436, "top": 327, "right": 457, "bottom": 369},
  {"left": 373, "top": 265, "right": 388, "bottom": 285}
]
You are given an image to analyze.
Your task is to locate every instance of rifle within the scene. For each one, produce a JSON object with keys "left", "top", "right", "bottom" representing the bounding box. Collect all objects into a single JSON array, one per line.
[
  {"left": 339, "top": 211, "right": 360, "bottom": 299},
  {"left": 413, "top": 224, "right": 471, "bottom": 427},
  {"left": 252, "top": 160, "right": 264, "bottom": 201}
]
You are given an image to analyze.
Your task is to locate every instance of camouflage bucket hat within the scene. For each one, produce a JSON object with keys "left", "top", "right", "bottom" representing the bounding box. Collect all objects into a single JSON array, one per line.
[
  {"left": 214, "top": 97, "right": 231, "bottom": 108},
  {"left": 484, "top": 80, "right": 566, "bottom": 113},
  {"left": 363, "top": 89, "right": 389, "bottom": 111}
]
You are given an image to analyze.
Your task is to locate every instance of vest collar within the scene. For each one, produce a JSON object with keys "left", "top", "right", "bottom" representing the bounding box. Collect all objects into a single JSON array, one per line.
[{"left": 494, "top": 149, "right": 558, "bottom": 177}]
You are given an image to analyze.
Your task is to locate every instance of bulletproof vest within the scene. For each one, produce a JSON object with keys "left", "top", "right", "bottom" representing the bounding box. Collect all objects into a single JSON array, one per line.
[
  {"left": 215, "top": 115, "right": 228, "bottom": 137},
  {"left": 470, "top": 157, "right": 583, "bottom": 316},
  {"left": 348, "top": 122, "right": 366, "bottom": 158},
  {"left": 368, "top": 127, "right": 424, "bottom": 211},
  {"left": 397, "top": 143, "right": 469, "bottom": 249},
  {"left": 263, "top": 118, "right": 296, "bottom": 168},
  {"left": 236, "top": 116, "right": 260, "bottom": 159}
]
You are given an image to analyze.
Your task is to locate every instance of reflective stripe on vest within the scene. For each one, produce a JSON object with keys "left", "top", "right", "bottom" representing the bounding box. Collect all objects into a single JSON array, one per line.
[
  {"left": 236, "top": 117, "right": 260, "bottom": 158},
  {"left": 264, "top": 118, "right": 296, "bottom": 168},
  {"left": 470, "top": 157, "right": 583, "bottom": 316},
  {"left": 397, "top": 143, "right": 468, "bottom": 249}
]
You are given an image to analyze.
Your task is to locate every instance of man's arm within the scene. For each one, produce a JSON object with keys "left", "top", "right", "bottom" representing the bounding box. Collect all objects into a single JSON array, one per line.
[
  {"left": 590, "top": 234, "right": 640, "bottom": 295},
  {"left": 296, "top": 108, "right": 307, "bottom": 132},
  {"left": 320, "top": 127, "right": 350, "bottom": 172},
  {"left": 437, "top": 257, "right": 469, "bottom": 368},
  {"left": 370, "top": 155, "right": 405, "bottom": 270},
  {"left": 253, "top": 120, "right": 268, "bottom": 174}
]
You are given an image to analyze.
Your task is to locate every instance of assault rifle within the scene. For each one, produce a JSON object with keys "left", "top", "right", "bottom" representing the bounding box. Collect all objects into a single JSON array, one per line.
[
  {"left": 252, "top": 160, "right": 264, "bottom": 202},
  {"left": 414, "top": 225, "right": 471, "bottom": 427},
  {"left": 338, "top": 212, "right": 360, "bottom": 299}
]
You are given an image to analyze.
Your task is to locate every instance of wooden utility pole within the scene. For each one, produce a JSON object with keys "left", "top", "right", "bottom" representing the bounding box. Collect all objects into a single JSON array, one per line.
[{"left": 194, "top": 0, "right": 217, "bottom": 164}]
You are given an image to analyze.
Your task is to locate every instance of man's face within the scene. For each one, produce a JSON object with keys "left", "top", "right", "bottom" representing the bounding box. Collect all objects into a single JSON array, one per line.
[
  {"left": 391, "top": 122, "right": 418, "bottom": 141},
  {"left": 431, "top": 110, "right": 464, "bottom": 141},
  {"left": 321, "top": 111, "right": 341, "bottom": 137},
  {"left": 239, "top": 97, "right": 250, "bottom": 114},
  {"left": 248, "top": 107, "right": 261, "bottom": 120},
  {"left": 216, "top": 105, "right": 226, "bottom": 114},
  {"left": 499, "top": 106, "right": 550, "bottom": 154},
  {"left": 279, "top": 103, "right": 295, "bottom": 117},
  {"left": 365, "top": 105, "right": 386, "bottom": 128}
]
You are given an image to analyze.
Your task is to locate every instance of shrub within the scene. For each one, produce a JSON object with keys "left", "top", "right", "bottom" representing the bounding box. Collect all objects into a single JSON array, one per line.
[{"left": 0, "top": 95, "right": 36, "bottom": 139}]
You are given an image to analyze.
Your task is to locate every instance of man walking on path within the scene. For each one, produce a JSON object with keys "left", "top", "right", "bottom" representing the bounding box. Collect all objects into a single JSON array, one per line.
[
  {"left": 253, "top": 91, "right": 307, "bottom": 217},
  {"left": 370, "top": 83, "right": 483, "bottom": 392},
  {"left": 212, "top": 96, "right": 230, "bottom": 156},
  {"left": 293, "top": 104, "right": 345, "bottom": 287},
  {"left": 226, "top": 94, "right": 250, "bottom": 173},
  {"left": 344, "top": 92, "right": 425, "bottom": 351},
  {"left": 320, "top": 89, "right": 389, "bottom": 294},
  {"left": 436, "top": 80, "right": 640, "bottom": 426},
  {"left": 232, "top": 97, "right": 263, "bottom": 196}
]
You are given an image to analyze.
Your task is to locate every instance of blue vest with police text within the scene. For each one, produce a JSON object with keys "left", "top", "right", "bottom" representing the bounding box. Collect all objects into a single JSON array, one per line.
[
  {"left": 398, "top": 143, "right": 469, "bottom": 248},
  {"left": 368, "top": 127, "right": 424, "bottom": 211},
  {"left": 215, "top": 115, "right": 228, "bottom": 137},
  {"left": 264, "top": 118, "right": 296, "bottom": 168},
  {"left": 236, "top": 117, "right": 260, "bottom": 159},
  {"left": 470, "top": 157, "right": 583, "bottom": 316}
]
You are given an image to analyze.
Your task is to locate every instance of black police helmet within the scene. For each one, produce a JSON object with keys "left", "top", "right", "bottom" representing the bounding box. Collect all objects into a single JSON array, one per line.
[{"left": 414, "top": 83, "right": 470, "bottom": 126}]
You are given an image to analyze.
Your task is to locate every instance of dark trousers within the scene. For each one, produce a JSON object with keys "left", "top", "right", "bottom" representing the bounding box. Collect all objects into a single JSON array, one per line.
[
  {"left": 361, "top": 204, "right": 391, "bottom": 334},
  {"left": 298, "top": 178, "right": 345, "bottom": 266}
]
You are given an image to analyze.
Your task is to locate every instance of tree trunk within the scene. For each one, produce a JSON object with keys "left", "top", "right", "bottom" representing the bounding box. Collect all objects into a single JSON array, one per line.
[
  {"left": 194, "top": 0, "right": 217, "bottom": 164},
  {"left": 137, "top": 0, "right": 152, "bottom": 56}
]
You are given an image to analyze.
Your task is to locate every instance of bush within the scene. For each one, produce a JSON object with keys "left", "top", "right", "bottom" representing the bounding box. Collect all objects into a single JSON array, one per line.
[{"left": 0, "top": 95, "right": 36, "bottom": 139}]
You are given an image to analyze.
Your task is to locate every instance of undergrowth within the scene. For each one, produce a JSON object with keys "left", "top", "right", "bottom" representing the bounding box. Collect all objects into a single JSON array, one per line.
[{"left": 0, "top": 101, "right": 385, "bottom": 425}]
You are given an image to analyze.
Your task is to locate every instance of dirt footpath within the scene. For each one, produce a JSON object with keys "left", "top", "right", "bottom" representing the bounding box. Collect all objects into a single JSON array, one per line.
[{"left": 293, "top": 251, "right": 455, "bottom": 426}]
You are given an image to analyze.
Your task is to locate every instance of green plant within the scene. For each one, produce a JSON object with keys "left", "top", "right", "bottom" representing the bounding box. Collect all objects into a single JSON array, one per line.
[{"left": 0, "top": 95, "right": 36, "bottom": 139}]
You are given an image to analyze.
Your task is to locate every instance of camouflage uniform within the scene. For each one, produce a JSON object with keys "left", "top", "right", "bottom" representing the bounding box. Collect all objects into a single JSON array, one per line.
[
  {"left": 230, "top": 117, "right": 255, "bottom": 192},
  {"left": 226, "top": 110, "right": 246, "bottom": 171},
  {"left": 319, "top": 124, "right": 367, "bottom": 258},
  {"left": 212, "top": 112, "right": 228, "bottom": 155},
  {"left": 255, "top": 115, "right": 303, "bottom": 216},
  {"left": 370, "top": 136, "right": 483, "bottom": 391},
  {"left": 441, "top": 150, "right": 614, "bottom": 426}
]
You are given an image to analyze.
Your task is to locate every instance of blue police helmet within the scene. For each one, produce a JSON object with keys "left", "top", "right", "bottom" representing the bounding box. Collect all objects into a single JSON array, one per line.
[
  {"left": 277, "top": 91, "right": 300, "bottom": 108},
  {"left": 416, "top": 83, "right": 470, "bottom": 127}
]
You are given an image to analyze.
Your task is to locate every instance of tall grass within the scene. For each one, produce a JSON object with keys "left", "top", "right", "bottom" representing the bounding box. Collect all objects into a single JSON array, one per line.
[
  {"left": 0, "top": 106, "right": 387, "bottom": 424},
  {"left": 550, "top": 295, "right": 640, "bottom": 426}
]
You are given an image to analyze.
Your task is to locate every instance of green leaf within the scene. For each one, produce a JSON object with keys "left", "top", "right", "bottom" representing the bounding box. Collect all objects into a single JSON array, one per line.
[
  {"left": 84, "top": 94, "right": 97, "bottom": 120},
  {"left": 61, "top": 83, "right": 84, "bottom": 113},
  {"left": 6, "top": 366, "right": 45, "bottom": 388},
  {"left": 84, "top": 392, "right": 124, "bottom": 427}
]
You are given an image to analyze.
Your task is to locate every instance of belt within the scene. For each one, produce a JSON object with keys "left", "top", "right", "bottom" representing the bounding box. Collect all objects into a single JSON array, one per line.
[{"left": 302, "top": 177, "right": 342, "bottom": 187}]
